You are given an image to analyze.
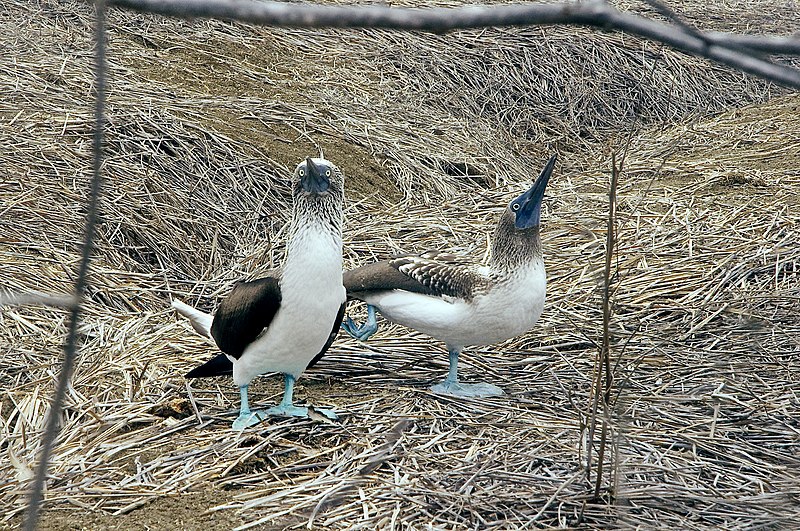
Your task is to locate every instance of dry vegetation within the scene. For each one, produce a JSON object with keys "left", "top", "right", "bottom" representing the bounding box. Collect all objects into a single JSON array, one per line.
[{"left": 2, "top": 0, "right": 799, "bottom": 529}]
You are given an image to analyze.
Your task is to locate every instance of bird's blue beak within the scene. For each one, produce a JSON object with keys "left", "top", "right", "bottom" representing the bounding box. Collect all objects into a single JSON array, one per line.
[
  {"left": 510, "top": 154, "right": 557, "bottom": 229},
  {"left": 301, "top": 157, "right": 330, "bottom": 194}
]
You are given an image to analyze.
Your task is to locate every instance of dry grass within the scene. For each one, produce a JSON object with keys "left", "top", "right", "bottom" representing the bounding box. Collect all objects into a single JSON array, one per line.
[{"left": 2, "top": 0, "right": 800, "bottom": 529}]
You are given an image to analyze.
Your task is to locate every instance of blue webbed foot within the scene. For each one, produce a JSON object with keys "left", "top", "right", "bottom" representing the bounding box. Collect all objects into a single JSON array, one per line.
[
  {"left": 430, "top": 380, "right": 504, "bottom": 398},
  {"left": 266, "top": 403, "right": 339, "bottom": 420},
  {"left": 431, "top": 348, "right": 505, "bottom": 397},
  {"left": 232, "top": 409, "right": 269, "bottom": 430},
  {"left": 341, "top": 304, "right": 378, "bottom": 341},
  {"left": 231, "top": 377, "right": 338, "bottom": 429}
]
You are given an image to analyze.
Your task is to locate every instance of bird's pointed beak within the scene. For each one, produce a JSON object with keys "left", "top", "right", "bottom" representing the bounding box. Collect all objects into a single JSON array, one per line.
[
  {"left": 511, "top": 154, "right": 557, "bottom": 229},
  {"left": 301, "top": 157, "right": 330, "bottom": 195}
]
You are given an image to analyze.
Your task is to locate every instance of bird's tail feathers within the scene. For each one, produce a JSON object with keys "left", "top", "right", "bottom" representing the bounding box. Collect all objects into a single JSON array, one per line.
[{"left": 171, "top": 299, "right": 213, "bottom": 338}]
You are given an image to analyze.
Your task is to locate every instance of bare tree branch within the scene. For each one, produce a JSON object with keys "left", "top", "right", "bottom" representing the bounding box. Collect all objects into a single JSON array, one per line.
[
  {"left": 643, "top": 0, "right": 800, "bottom": 54},
  {"left": 705, "top": 32, "right": 800, "bottom": 55},
  {"left": 107, "top": 0, "right": 800, "bottom": 89}
]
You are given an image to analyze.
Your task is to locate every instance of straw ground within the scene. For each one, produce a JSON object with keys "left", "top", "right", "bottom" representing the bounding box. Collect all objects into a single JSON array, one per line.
[{"left": 2, "top": 0, "right": 799, "bottom": 529}]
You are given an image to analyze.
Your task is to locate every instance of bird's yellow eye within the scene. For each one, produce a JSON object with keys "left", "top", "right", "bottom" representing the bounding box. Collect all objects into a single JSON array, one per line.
[
  {"left": 511, "top": 203, "right": 521, "bottom": 211},
  {"left": 299, "top": 169, "right": 305, "bottom": 176},
  {"left": 325, "top": 170, "right": 331, "bottom": 176}
]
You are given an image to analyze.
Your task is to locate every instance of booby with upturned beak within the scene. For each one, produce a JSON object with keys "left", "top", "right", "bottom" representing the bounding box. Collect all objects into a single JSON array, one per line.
[
  {"left": 173, "top": 157, "right": 346, "bottom": 429},
  {"left": 343, "top": 154, "right": 556, "bottom": 397}
]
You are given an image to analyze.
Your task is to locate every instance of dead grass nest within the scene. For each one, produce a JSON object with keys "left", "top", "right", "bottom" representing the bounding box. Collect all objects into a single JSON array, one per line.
[{"left": 2, "top": 0, "right": 800, "bottom": 529}]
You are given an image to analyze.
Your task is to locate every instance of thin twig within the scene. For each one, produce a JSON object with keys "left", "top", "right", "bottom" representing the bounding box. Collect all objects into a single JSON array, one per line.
[
  {"left": 22, "top": 1, "right": 108, "bottom": 529},
  {"left": 593, "top": 154, "right": 619, "bottom": 499},
  {"left": 603, "top": 157, "right": 619, "bottom": 405}
]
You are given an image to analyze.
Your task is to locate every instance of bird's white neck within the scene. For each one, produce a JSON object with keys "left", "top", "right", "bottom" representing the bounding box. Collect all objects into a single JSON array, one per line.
[{"left": 283, "top": 210, "right": 343, "bottom": 290}]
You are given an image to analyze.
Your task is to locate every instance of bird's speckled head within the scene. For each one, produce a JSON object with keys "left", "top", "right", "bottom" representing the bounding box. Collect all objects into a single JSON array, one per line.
[
  {"left": 294, "top": 157, "right": 343, "bottom": 199},
  {"left": 508, "top": 153, "right": 557, "bottom": 230},
  {"left": 491, "top": 154, "right": 556, "bottom": 271},
  {"left": 291, "top": 157, "right": 345, "bottom": 233}
]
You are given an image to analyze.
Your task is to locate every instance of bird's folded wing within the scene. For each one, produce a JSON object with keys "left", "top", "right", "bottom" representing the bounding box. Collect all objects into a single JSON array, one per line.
[
  {"left": 345, "top": 253, "right": 485, "bottom": 301},
  {"left": 210, "top": 277, "right": 281, "bottom": 360}
]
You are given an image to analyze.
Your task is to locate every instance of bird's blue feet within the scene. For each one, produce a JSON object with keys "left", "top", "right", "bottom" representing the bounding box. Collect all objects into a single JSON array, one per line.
[
  {"left": 430, "top": 379, "right": 504, "bottom": 398},
  {"left": 430, "top": 348, "right": 504, "bottom": 397},
  {"left": 231, "top": 375, "right": 338, "bottom": 429},
  {"left": 233, "top": 385, "right": 268, "bottom": 430},
  {"left": 265, "top": 403, "right": 338, "bottom": 420},
  {"left": 232, "top": 409, "right": 269, "bottom": 430},
  {"left": 342, "top": 304, "right": 378, "bottom": 341}
]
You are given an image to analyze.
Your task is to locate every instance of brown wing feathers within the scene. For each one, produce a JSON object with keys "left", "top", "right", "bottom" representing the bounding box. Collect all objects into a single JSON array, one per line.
[
  {"left": 344, "top": 260, "right": 440, "bottom": 298},
  {"left": 344, "top": 252, "right": 483, "bottom": 302},
  {"left": 210, "top": 278, "right": 282, "bottom": 360}
]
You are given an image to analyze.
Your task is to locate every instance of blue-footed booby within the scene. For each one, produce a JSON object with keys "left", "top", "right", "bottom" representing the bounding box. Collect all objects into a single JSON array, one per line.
[
  {"left": 343, "top": 154, "right": 556, "bottom": 398},
  {"left": 172, "top": 157, "right": 346, "bottom": 429}
]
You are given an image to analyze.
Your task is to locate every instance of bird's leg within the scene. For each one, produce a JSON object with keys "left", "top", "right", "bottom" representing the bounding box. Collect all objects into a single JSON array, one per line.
[
  {"left": 266, "top": 374, "right": 338, "bottom": 420},
  {"left": 430, "top": 348, "right": 505, "bottom": 398},
  {"left": 342, "top": 304, "right": 379, "bottom": 341},
  {"left": 232, "top": 384, "right": 268, "bottom": 430},
  {"left": 430, "top": 348, "right": 460, "bottom": 394},
  {"left": 446, "top": 348, "right": 459, "bottom": 385}
]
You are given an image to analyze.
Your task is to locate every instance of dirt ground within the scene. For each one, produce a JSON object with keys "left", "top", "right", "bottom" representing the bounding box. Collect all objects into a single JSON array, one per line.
[{"left": 15, "top": 492, "right": 252, "bottom": 531}]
